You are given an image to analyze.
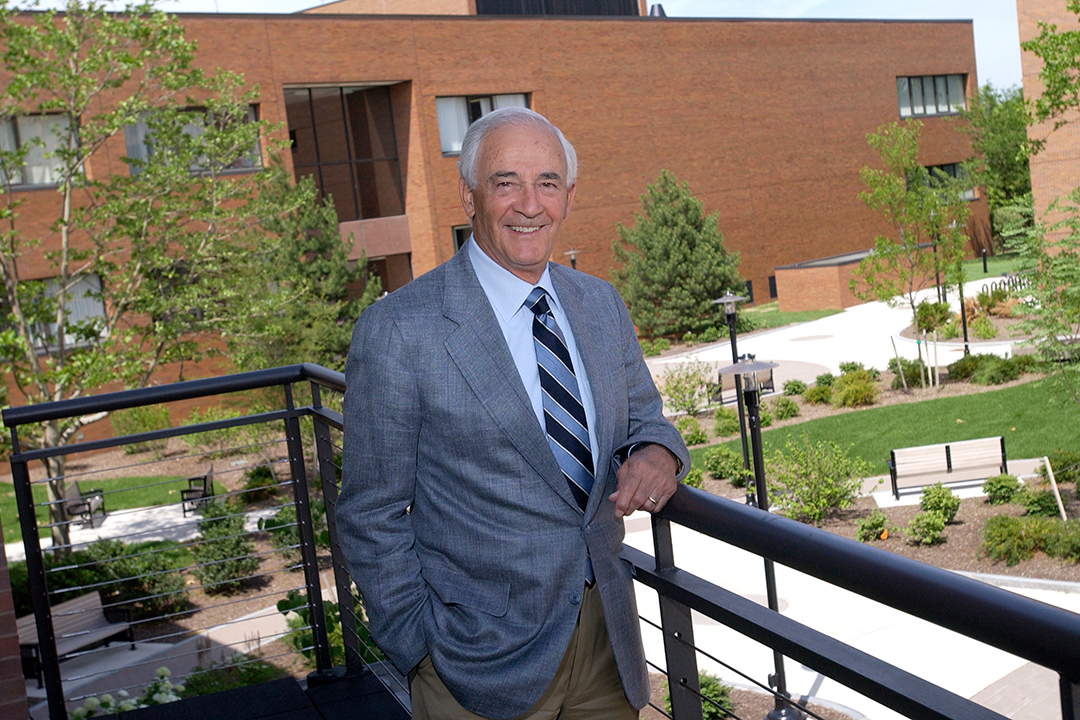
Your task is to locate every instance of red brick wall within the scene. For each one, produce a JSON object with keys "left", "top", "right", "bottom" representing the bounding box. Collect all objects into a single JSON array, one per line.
[{"left": 0, "top": 513, "right": 27, "bottom": 718}]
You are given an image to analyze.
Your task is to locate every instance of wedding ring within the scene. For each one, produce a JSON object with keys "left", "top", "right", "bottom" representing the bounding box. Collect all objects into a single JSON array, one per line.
[{"left": 648, "top": 496, "right": 658, "bottom": 505}]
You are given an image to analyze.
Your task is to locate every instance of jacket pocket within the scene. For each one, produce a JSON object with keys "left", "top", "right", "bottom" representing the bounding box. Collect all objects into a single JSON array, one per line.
[{"left": 422, "top": 566, "right": 510, "bottom": 618}]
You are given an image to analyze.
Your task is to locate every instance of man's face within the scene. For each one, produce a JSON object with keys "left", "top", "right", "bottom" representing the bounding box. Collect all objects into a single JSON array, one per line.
[{"left": 460, "top": 123, "right": 576, "bottom": 284}]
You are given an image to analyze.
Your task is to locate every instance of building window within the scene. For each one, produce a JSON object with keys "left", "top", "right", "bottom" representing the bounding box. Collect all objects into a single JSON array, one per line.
[
  {"left": 476, "top": 0, "right": 638, "bottom": 15},
  {"left": 926, "top": 163, "right": 977, "bottom": 201},
  {"left": 453, "top": 225, "right": 472, "bottom": 252},
  {"left": 123, "top": 106, "right": 262, "bottom": 176},
  {"left": 745, "top": 280, "right": 754, "bottom": 304},
  {"left": 897, "top": 75, "right": 966, "bottom": 118},
  {"left": 768, "top": 275, "right": 778, "bottom": 299},
  {"left": 0, "top": 114, "right": 71, "bottom": 188},
  {"left": 33, "top": 273, "right": 107, "bottom": 353},
  {"left": 285, "top": 85, "right": 404, "bottom": 223},
  {"left": 435, "top": 94, "right": 528, "bottom": 154}
]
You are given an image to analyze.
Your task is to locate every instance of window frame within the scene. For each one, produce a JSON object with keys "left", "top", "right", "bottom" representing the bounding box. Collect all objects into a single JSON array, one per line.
[
  {"left": 435, "top": 93, "right": 529, "bottom": 156},
  {"left": 0, "top": 113, "right": 74, "bottom": 190},
  {"left": 896, "top": 74, "right": 967, "bottom": 119},
  {"left": 123, "top": 104, "right": 264, "bottom": 178},
  {"left": 30, "top": 273, "right": 108, "bottom": 354}
]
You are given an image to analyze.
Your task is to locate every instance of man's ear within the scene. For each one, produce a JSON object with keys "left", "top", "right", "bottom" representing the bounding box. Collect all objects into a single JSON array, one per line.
[
  {"left": 459, "top": 177, "right": 475, "bottom": 219},
  {"left": 564, "top": 183, "right": 576, "bottom": 218}
]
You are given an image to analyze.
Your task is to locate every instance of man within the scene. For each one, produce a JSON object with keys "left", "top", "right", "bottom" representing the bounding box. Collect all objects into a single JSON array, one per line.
[{"left": 338, "top": 107, "right": 689, "bottom": 720}]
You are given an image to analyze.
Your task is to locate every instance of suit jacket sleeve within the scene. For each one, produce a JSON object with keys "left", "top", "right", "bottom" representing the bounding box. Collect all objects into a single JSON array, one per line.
[
  {"left": 609, "top": 283, "right": 690, "bottom": 478},
  {"left": 337, "top": 300, "right": 430, "bottom": 675}
]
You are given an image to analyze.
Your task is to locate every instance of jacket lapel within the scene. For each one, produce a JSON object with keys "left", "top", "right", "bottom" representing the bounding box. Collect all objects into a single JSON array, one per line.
[{"left": 441, "top": 252, "right": 580, "bottom": 511}]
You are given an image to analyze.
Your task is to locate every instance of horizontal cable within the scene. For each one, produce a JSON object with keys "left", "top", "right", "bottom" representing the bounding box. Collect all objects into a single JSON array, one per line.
[
  {"left": 95, "top": 564, "right": 303, "bottom": 613},
  {"left": 122, "top": 584, "right": 306, "bottom": 629}
]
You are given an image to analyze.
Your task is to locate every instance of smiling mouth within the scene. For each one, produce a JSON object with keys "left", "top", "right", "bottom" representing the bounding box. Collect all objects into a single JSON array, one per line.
[{"left": 509, "top": 226, "right": 542, "bottom": 234}]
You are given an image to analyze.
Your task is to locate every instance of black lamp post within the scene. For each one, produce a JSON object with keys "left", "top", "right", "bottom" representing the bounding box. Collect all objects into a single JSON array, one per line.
[
  {"left": 720, "top": 358, "right": 803, "bottom": 720},
  {"left": 563, "top": 247, "right": 578, "bottom": 270},
  {"left": 712, "top": 291, "right": 753, "bottom": 503}
]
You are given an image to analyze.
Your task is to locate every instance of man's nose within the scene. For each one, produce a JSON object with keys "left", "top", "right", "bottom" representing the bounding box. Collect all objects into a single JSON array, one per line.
[{"left": 513, "top": 184, "right": 542, "bottom": 215}]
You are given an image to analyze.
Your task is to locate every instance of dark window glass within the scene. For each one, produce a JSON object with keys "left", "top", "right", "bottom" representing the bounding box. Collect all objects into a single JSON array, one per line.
[
  {"left": 768, "top": 276, "right": 778, "bottom": 299},
  {"left": 476, "top": 0, "right": 638, "bottom": 15}
]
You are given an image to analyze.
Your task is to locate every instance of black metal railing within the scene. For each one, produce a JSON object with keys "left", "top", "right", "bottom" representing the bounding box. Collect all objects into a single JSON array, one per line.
[{"left": 5, "top": 364, "right": 1080, "bottom": 720}]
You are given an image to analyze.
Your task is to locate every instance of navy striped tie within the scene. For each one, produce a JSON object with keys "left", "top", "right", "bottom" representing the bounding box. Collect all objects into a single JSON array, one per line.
[{"left": 527, "top": 287, "right": 595, "bottom": 584}]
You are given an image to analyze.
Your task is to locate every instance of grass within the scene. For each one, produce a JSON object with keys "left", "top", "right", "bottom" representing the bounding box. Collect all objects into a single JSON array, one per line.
[
  {"left": 690, "top": 376, "right": 1080, "bottom": 475},
  {"left": 740, "top": 301, "right": 842, "bottom": 332},
  {"left": 961, "top": 252, "right": 1026, "bottom": 279},
  {"left": 0, "top": 474, "right": 226, "bottom": 545}
]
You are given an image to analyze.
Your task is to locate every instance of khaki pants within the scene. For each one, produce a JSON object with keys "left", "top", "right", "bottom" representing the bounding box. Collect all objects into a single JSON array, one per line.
[{"left": 409, "top": 583, "right": 638, "bottom": 720}]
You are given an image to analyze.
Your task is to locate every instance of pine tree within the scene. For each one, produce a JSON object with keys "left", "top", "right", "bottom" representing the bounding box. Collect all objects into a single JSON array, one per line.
[{"left": 611, "top": 170, "right": 744, "bottom": 338}]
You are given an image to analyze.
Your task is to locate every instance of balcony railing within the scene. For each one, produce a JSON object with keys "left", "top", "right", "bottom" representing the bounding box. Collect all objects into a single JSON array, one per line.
[{"left": 5, "top": 364, "right": 1080, "bottom": 720}]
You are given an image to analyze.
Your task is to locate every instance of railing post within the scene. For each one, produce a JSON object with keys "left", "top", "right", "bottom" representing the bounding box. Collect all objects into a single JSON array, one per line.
[
  {"left": 652, "top": 513, "right": 703, "bottom": 720},
  {"left": 283, "top": 383, "right": 333, "bottom": 674},
  {"left": 309, "top": 381, "right": 365, "bottom": 675},
  {"left": 1063, "top": 675, "right": 1080, "bottom": 720},
  {"left": 9, "top": 430, "right": 67, "bottom": 720}
]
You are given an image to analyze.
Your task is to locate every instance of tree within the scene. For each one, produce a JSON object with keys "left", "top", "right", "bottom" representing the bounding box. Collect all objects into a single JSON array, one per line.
[
  {"left": 611, "top": 170, "right": 744, "bottom": 338},
  {"left": 851, "top": 120, "right": 971, "bottom": 368},
  {"left": 955, "top": 83, "right": 1031, "bottom": 241}
]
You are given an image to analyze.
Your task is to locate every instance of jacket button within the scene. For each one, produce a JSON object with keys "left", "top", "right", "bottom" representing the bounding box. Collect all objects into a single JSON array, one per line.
[{"left": 569, "top": 591, "right": 581, "bottom": 605}]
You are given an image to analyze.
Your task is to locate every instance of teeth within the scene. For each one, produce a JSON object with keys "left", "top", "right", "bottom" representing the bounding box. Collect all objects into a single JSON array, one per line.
[{"left": 510, "top": 226, "right": 541, "bottom": 233}]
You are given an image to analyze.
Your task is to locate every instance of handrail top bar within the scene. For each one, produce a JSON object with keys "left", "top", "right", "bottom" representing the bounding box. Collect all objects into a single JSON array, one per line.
[
  {"left": 2, "top": 363, "right": 345, "bottom": 428},
  {"left": 663, "top": 485, "right": 1080, "bottom": 680}
]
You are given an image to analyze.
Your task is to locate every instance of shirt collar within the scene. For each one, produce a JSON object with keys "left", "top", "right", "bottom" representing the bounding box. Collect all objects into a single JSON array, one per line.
[{"left": 467, "top": 237, "right": 560, "bottom": 323}]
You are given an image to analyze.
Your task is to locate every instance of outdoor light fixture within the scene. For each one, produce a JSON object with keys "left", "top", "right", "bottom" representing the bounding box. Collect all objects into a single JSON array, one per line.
[
  {"left": 720, "top": 358, "right": 804, "bottom": 720},
  {"left": 562, "top": 247, "right": 578, "bottom": 270},
  {"left": 712, "top": 292, "right": 753, "bottom": 503}
]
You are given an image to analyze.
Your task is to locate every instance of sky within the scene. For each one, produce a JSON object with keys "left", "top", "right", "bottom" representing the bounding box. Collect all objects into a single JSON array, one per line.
[{"left": 132, "top": 0, "right": 1025, "bottom": 90}]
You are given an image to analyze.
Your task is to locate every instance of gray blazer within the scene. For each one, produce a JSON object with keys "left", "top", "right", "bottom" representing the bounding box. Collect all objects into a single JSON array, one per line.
[{"left": 337, "top": 248, "right": 689, "bottom": 719}]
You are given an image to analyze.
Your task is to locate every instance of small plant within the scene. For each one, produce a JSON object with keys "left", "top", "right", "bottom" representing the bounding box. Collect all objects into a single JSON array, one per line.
[
  {"left": 815, "top": 372, "right": 836, "bottom": 387},
  {"left": 1045, "top": 520, "right": 1080, "bottom": 563},
  {"left": 970, "top": 314, "right": 997, "bottom": 340},
  {"left": 681, "top": 330, "right": 697, "bottom": 346},
  {"left": 639, "top": 339, "right": 658, "bottom": 356},
  {"left": 180, "top": 654, "right": 285, "bottom": 698},
  {"left": 916, "top": 300, "right": 952, "bottom": 332},
  {"left": 888, "top": 356, "right": 927, "bottom": 389},
  {"left": 278, "top": 590, "right": 384, "bottom": 668},
  {"left": 758, "top": 403, "right": 774, "bottom": 428},
  {"left": 192, "top": 501, "right": 260, "bottom": 594},
  {"left": 1018, "top": 486, "right": 1061, "bottom": 517},
  {"left": 940, "top": 320, "right": 960, "bottom": 339},
  {"left": 802, "top": 384, "right": 832, "bottom": 405},
  {"left": 713, "top": 406, "right": 740, "bottom": 436},
  {"left": 700, "top": 326, "right": 721, "bottom": 343},
  {"left": 683, "top": 467, "right": 705, "bottom": 489},
  {"left": 920, "top": 483, "right": 960, "bottom": 524},
  {"left": 654, "top": 337, "right": 671, "bottom": 352},
  {"left": 675, "top": 415, "right": 708, "bottom": 446},
  {"left": 906, "top": 511, "right": 946, "bottom": 545},
  {"left": 837, "top": 361, "right": 880, "bottom": 380},
  {"left": 663, "top": 670, "right": 734, "bottom": 720},
  {"left": 983, "top": 473, "right": 1020, "bottom": 505},
  {"left": 702, "top": 445, "right": 749, "bottom": 487},
  {"left": 110, "top": 404, "right": 171, "bottom": 457},
  {"left": 782, "top": 379, "right": 807, "bottom": 396},
  {"left": 946, "top": 353, "right": 984, "bottom": 381},
  {"left": 970, "top": 355, "right": 1020, "bottom": 386},
  {"left": 70, "top": 667, "right": 182, "bottom": 716},
  {"left": 980, "top": 515, "right": 1048, "bottom": 566},
  {"left": 771, "top": 396, "right": 799, "bottom": 420},
  {"left": 243, "top": 464, "right": 280, "bottom": 503},
  {"left": 768, "top": 435, "right": 873, "bottom": 525},
  {"left": 856, "top": 509, "right": 896, "bottom": 542},
  {"left": 830, "top": 369, "right": 879, "bottom": 408},
  {"left": 663, "top": 361, "right": 708, "bottom": 415}
]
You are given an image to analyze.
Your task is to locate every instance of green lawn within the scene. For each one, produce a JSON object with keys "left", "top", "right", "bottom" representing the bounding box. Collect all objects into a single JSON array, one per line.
[
  {"left": 690, "top": 377, "right": 1079, "bottom": 475},
  {"left": 0, "top": 475, "right": 226, "bottom": 545},
  {"left": 741, "top": 301, "right": 842, "bottom": 332},
  {"left": 962, "top": 252, "right": 1026, "bottom": 279}
]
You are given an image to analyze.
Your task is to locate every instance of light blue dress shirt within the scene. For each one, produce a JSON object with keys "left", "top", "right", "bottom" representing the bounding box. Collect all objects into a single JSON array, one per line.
[{"left": 467, "top": 238, "right": 600, "bottom": 473}]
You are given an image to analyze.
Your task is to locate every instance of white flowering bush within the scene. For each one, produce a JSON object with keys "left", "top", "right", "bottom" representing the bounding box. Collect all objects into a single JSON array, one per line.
[{"left": 69, "top": 667, "right": 183, "bottom": 717}]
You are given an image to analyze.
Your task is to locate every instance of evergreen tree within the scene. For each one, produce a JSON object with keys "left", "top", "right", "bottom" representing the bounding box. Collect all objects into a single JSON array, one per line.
[{"left": 611, "top": 170, "right": 744, "bottom": 338}]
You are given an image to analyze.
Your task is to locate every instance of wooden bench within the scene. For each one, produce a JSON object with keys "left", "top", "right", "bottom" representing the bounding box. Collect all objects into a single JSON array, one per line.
[
  {"left": 17, "top": 590, "right": 133, "bottom": 688},
  {"left": 888, "top": 436, "right": 1008, "bottom": 500},
  {"left": 62, "top": 481, "right": 106, "bottom": 528},
  {"left": 182, "top": 463, "right": 215, "bottom": 517}
]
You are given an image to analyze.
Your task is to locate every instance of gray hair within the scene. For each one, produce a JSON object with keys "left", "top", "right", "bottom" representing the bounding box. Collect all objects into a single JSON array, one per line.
[{"left": 457, "top": 107, "right": 578, "bottom": 189}]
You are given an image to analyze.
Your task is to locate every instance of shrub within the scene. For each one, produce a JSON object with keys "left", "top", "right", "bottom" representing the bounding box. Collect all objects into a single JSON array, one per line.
[
  {"left": 84, "top": 539, "right": 190, "bottom": 619},
  {"left": 639, "top": 339, "right": 658, "bottom": 357},
  {"left": 782, "top": 379, "right": 807, "bottom": 396},
  {"left": 702, "top": 445, "right": 749, "bottom": 487},
  {"left": 278, "top": 590, "right": 384, "bottom": 668},
  {"left": 713, "top": 406, "right": 740, "bottom": 436},
  {"left": 856, "top": 509, "right": 895, "bottom": 542},
  {"left": 771, "top": 396, "right": 799, "bottom": 420},
  {"left": 980, "top": 515, "right": 1049, "bottom": 566},
  {"left": 970, "top": 314, "right": 997, "bottom": 340},
  {"left": 830, "top": 369, "right": 879, "bottom": 408},
  {"left": 802, "top": 384, "right": 832, "bottom": 405},
  {"left": 654, "top": 338, "right": 671, "bottom": 352},
  {"left": 180, "top": 655, "right": 286, "bottom": 698},
  {"left": 916, "top": 300, "right": 952, "bottom": 332},
  {"left": 260, "top": 499, "right": 330, "bottom": 557},
  {"left": 970, "top": 355, "right": 1020, "bottom": 386},
  {"left": 768, "top": 435, "right": 872, "bottom": 525},
  {"left": 700, "top": 326, "right": 721, "bottom": 343},
  {"left": 683, "top": 467, "right": 705, "bottom": 489},
  {"left": 663, "top": 361, "right": 708, "bottom": 415},
  {"left": 983, "top": 473, "right": 1020, "bottom": 505},
  {"left": 681, "top": 330, "right": 696, "bottom": 346},
  {"left": 1013, "top": 353, "right": 1042, "bottom": 374},
  {"left": 838, "top": 361, "right": 880, "bottom": 380},
  {"left": 888, "top": 356, "right": 926, "bottom": 389},
  {"left": 1040, "top": 449, "right": 1080, "bottom": 485},
  {"left": 946, "top": 353, "right": 984, "bottom": 381},
  {"left": 663, "top": 671, "right": 734, "bottom": 720},
  {"left": 906, "top": 511, "right": 946, "bottom": 545},
  {"left": 675, "top": 415, "right": 707, "bottom": 446},
  {"left": 1045, "top": 520, "right": 1080, "bottom": 563},
  {"left": 192, "top": 501, "right": 260, "bottom": 594},
  {"left": 920, "top": 483, "right": 961, "bottom": 524},
  {"left": 243, "top": 465, "right": 280, "bottom": 503},
  {"left": 940, "top": 320, "right": 960, "bottom": 339},
  {"left": 1018, "top": 487, "right": 1061, "bottom": 517},
  {"left": 110, "top": 404, "right": 171, "bottom": 457},
  {"left": 815, "top": 372, "right": 835, "bottom": 387},
  {"left": 758, "top": 404, "right": 774, "bottom": 428}
]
